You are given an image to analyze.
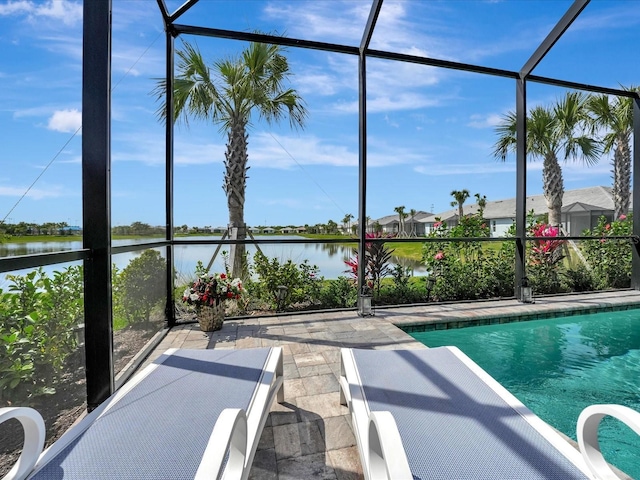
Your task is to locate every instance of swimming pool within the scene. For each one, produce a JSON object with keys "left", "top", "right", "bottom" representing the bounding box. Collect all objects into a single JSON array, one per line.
[{"left": 410, "top": 309, "right": 640, "bottom": 479}]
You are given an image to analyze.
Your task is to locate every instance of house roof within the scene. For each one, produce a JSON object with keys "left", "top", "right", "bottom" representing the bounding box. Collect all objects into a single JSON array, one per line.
[
  {"left": 420, "top": 186, "right": 624, "bottom": 223},
  {"left": 373, "top": 210, "right": 432, "bottom": 225}
]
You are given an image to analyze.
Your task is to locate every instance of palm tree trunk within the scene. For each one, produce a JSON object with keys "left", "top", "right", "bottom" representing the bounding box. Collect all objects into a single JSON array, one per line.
[
  {"left": 224, "top": 120, "right": 249, "bottom": 278},
  {"left": 543, "top": 153, "right": 564, "bottom": 228},
  {"left": 613, "top": 134, "right": 631, "bottom": 218}
]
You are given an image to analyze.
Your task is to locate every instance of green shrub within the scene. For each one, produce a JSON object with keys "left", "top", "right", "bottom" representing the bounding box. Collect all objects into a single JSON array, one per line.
[
  {"left": 251, "top": 252, "right": 323, "bottom": 310},
  {"left": 563, "top": 267, "right": 597, "bottom": 292},
  {"left": 582, "top": 215, "right": 632, "bottom": 289},
  {"left": 0, "top": 266, "right": 83, "bottom": 402},
  {"left": 319, "top": 277, "right": 357, "bottom": 308}
]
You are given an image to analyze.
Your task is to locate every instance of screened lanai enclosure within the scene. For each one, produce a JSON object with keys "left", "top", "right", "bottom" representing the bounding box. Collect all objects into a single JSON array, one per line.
[{"left": 1, "top": 0, "right": 640, "bottom": 465}]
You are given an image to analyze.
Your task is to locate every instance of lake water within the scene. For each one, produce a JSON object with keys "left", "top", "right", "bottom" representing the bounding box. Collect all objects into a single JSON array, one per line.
[{"left": 0, "top": 236, "right": 425, "bottom": 287}]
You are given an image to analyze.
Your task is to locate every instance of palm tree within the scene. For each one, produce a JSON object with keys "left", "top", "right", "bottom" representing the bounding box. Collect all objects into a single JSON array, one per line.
[
  {"left": 474, "top": 193, "right": 487, "bottom": 216},
  {"left": 154, "top": 41, "right": 307, "bottom": 277},
  {"left": 393, "top": 205, "right": 407, "bottom": 236},
  {"left": 493, "top": 92, "right": 599, "bottom": 227},
  {"left": 450, "top": 189, "right": 470, "bottom": 221},
  {"left": 342, "top": 213, "right": 354, "bottom": 234},
  {"left": 586, "top": 88, "right": 637, "bottom": 218},
  {"left": 409, "top": 208, "right": 417, "bottom": 237}
]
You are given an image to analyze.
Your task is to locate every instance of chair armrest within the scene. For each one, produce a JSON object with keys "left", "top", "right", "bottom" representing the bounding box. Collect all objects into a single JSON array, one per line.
[
  {"left": 577, "top": 404, "right": 640, "bottom": 480},
  {"left": 368, "top": 411, "right": 412, "bottom": 480},
  {"left": 195, "top": 408, "right": 247, "bottom": 480},
  {"left": 0, "top": 407, "right": 46, "bottom": 480}
]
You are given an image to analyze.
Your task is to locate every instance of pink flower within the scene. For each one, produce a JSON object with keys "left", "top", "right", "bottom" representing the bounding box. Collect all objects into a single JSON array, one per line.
[
  {"left": 434, "top": 251, "right": 444, "bottom": 261},
  {"left": 619, "top": 214, "right": 627, "bottom": 220},
  {"left": 481, "top": 223, "right": 486, "bottom": 229},
  {"left": 600, "top": 238, "right": 606, "bottom": 243},
  {"left": 605, "top": 224, "right": 611, "bottom": 231},
  {"left": 434, "top": 221, "right": 443, "bottom": 228}
]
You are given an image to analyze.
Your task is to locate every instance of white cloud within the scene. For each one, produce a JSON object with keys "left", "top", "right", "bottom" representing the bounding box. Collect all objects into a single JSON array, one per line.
[
  {"left": 263, "top": 1, "right": 369, "bottom": 46},
  {"left": 47, "top": 109, "right": 81, "bottom": 133},
  {"left": 0, "top": 0, "right": 82, "bottom": 26},
  {"left": 414, "top": 162, "right": 515, "bottom": 176},
  {"left": 250, "top": 133, "right": 358, "bottom": 168},
  {"left": 0, "top": 184, "right": 63, "bottom": 199},
  {"left": 38, "top": 34, "right": 82, "bottom": 60},
  {"left": 467, "top": 113, "right": 503, "bottom": 129}
]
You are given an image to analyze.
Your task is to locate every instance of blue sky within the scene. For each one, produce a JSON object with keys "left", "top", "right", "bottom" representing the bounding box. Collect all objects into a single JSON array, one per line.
[{"left": 0, "top": 0, "right": 638, "bottom": 229}]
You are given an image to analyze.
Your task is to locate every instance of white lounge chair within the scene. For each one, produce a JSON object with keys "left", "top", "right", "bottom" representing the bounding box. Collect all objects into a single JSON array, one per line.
[
  {"left": 2, "top": 347, "right": 284, "bottom": 480},
  {"left": 340, "top": 346, "right": 640, "bottom": 480}
]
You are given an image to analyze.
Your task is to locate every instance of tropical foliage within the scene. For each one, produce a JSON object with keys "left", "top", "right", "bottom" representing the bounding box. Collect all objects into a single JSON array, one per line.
[
  {"left": 422, "top": 211, "right": 514, "bottom": 301},
  {"left": 1, "top": 267, "right": 83, "bottom": 401},
  {"left": 154, "top": 40, "right": 307, "bottom": 278},
  {"left": 345, "top": 232, "right": 395, "bottom": 296},
  {"left": 586, "top": 88, "right": 638, "bottom": 218},
  {"left": 493, "top": 91, "right": 600, "bottom": 227},
  {"left": 250, "top": 251, "right": 322, "bottom": 310},
  {"left": 582, "top": 214, "right": 632, "bottom": 289}
]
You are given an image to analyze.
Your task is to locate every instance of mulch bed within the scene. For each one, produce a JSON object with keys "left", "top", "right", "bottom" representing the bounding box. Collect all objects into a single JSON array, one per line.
[{"left": 0, "top": 325, "right": 156, "bottom": 477}]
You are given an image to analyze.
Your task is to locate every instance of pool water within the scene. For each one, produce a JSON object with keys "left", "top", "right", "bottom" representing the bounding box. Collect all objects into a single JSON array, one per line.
[{"left": 411, "top": 310, "right": 640, "bottom": 478}]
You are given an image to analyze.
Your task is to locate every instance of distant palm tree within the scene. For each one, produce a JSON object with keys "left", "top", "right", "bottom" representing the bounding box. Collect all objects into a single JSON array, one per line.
[
  {"left": 342, "top": 213, "right": 354, "bottom": 234},
  {"left": 586, "top": 87, "right": 637, "bottom": 218},
  {"left": 409, "top": 208, "right": 417, "bottom": 237},
  {"left": 474, "top": 193, "right": 487, "bottom": 216},
  {"left": 493, "top": 92, "right": 599, "bottom": 227},
  {"left": 450, "top": 189, "right": 470, "bottom": 220},
  {"left": 394, "top": 205, "right": 407, "bottom": 236},
  {"left": 154, "top": 40, "right": 307, "bottom": 277}
]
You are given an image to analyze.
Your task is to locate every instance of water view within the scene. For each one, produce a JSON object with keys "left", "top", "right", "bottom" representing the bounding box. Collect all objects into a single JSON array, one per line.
[{"left": 1, "top": 235, "right": 425, "bottom": 287}]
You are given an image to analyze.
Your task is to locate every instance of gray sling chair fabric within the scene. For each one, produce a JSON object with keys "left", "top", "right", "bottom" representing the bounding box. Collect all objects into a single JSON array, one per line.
[
  {"left": 2, "top": 347, "right": 283, "bottom": 480},
  {"left": 340, "top": 347, "right": 615, "bottom": 480}
]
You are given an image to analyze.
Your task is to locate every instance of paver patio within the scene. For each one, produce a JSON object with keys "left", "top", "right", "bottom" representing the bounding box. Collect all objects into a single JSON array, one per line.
[{"left": 144, "top": 290, "right": 640, "bottom": 479}]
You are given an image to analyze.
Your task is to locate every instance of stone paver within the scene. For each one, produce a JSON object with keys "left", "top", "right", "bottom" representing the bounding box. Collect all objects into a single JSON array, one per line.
[{"left": 146, "top": 291, "right": 640, "bottom": 479}]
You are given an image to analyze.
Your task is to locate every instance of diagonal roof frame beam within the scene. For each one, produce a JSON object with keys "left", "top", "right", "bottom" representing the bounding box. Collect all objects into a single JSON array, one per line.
[
  {"left": 169, "top": 0, "right": 199, "bottom": 23},
  {"left": 520, "top": 0, "right": 589, "bottom": 79},
  {"left": 156, "top": 0, "right": 199, "bottom": 26},
  {"left": 156, "top": 0, "right": 170, "bottom": 24},
  {"left": 360, "top": 0, "right": 383, "bottom": 52}
]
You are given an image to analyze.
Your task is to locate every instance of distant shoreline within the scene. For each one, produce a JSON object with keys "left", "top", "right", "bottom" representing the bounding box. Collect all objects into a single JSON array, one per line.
[{"left": 1, "top": 233, "right": 422, "bottom": 261}]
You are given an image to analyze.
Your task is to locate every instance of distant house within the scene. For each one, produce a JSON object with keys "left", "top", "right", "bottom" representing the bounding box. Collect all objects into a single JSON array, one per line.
[
  {"left": 262, "top": 227, "right": 275, "bottom": 234},
  {"left": 373, "top": 211, "right": 432, "bottom": 236},
  {"left": 60, "top": 225, "right": 82, "bottom": 235},
  {"left": 248, "top": 227, "right": 260, "bottom": 234},
  {"left": 296, "top": 226, "right": 307, "bottom": 234},
  {"left": 280, "top": 227, "right": 295, "bottom": 234},
  {"left": 420, "top": 186, "right": 623, "bottom": 237}
]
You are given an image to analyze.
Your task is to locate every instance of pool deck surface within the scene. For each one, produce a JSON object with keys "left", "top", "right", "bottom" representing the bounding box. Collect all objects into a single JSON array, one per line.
[{"left": 146, "top": 290, "right": 640, "bottom": 479}]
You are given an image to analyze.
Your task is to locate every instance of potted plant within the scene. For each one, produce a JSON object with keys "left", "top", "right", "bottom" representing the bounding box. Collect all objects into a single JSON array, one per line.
[{"left": 182, "top": 268, "right": 243, "bottom": 331}]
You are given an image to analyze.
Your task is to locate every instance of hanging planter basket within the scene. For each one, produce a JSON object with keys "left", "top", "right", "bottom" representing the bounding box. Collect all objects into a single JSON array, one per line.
[{"left": 196, "top": 302, "right": 225, "bottom": 332}]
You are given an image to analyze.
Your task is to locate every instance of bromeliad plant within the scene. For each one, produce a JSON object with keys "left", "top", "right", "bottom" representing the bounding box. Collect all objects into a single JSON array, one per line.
[
  {"left": 344, "top": 232, "right": 394, "bottom": 296},
  {"left": 183, "top": 262, "right": 244, "bottom": 307}
]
